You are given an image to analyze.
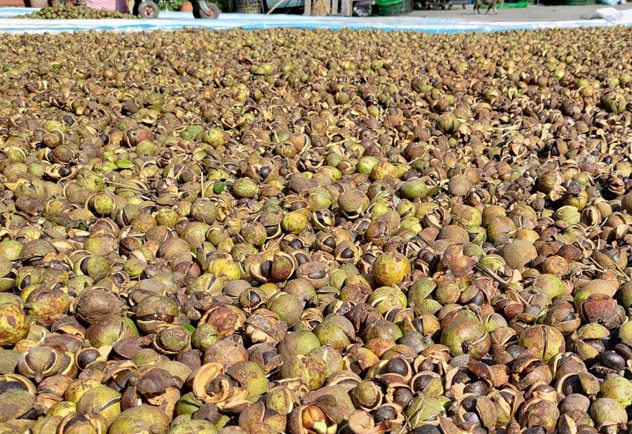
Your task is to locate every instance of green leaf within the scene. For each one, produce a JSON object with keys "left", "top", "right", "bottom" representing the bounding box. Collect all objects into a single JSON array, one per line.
[
  {"left": 116, "top": 160, "right": 135, "bottom": 169},
  {"left": 101, "top": 162, "right": 117, "bottom": 172},
  {"left": 426, "top": 186, "right": 443, "bottom": 197},
  {"left": 104, "top": 151, "right": 114, "bottom": 161},
  {"left": 182, "top": 323, "right": 196, "bottom": 333},
  {"left": 213, "top": 181, "right": 227, "bottom": 194}
]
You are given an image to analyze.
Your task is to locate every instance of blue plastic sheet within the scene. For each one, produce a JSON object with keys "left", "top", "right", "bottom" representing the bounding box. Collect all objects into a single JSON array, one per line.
[{"left": 0, "top": 7, "right": 625, "bottom": 33}]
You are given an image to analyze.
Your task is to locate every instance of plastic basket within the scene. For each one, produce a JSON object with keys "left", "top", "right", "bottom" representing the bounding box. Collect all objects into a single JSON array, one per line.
[
  {"left": 234, "top": 0, "right": 262, "bottom": 11},
  {"left": 375, "top": 0, "right": 399, "bottom": 6},
  {"left": 377, "top": 0, "right": 411, "bottom": 15}
]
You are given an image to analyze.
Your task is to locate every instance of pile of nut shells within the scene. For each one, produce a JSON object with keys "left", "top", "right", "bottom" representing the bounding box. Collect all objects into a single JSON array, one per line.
[
  {"left": 15, "top": 5, "right": 138, "bottom": 19},
  {"left": 0, "top": 26, "right": 632, "bottom": 434}
]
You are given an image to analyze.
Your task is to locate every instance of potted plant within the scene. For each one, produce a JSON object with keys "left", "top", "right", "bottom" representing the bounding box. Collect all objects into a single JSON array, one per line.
[
  {"left": 179, "top": 0, "right": 193, "bottom": 10},
  {"left": 156, "top": 0, "right": 184, "bottom": 9}
]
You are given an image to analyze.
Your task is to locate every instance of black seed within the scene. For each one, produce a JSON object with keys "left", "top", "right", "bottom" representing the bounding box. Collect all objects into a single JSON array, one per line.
[
  {"left": 615, "top": 343, "right": 632, "bottom": 360},
  {"left": 560, "top": 376, "right": 582, "bottom": 395},
  {"left": 392, "top": 387, "right": 413, "bottom": 408},
  {"left": 260, "top": 260, "right": 272, "bottom": 277},
  {"left": 295, "top": 253, "right": 310, "bottom": 265},
  {"left": 0, "top": 381, "right": 27, "bottom": 393},
  {"left": 524, "top": 427, "right": 546, "bottom": 434},
  {"left": 600, "top": 351, "right": 625, "bottom": 370},
  {"left": 506, "top": 345, "right": 524, "bottom": 359},
  {"left": 308, "top": 269, "right": 326, "bottom": 280},
  {"left": 77, "top": 349, "right": 99, "bottom": 370},
  {"left": 248, "top": 291, "right": 261, "bottom": 306},
  {"left": 340, "top": 248, "right": 355, "bottom": 259},
  {"left": 464, "top": 381, "right": 489, "bottom": 396},
  {"left": 112, "top": 273, "right": 125, "bottom": 285},
  {"left": 412, "top": 375, "right": 433, "bottom": 392},
  {"left": 469, "top": 291, "right": 485, "bottom": 306},
  {"left": 461, "top": 396, "right": 477, "bottom": 411},
  {"left": 19, "top": 407, "right": 39, "bottom": 420},
  {"left": 20, "top": 275, "right": 31, "bottom": 289},
  {"left": 288, "top": 239, "right": 303, "bottom": 250},
  {"left": 262, "top": 351, "right": 277, "bottom": 365},
  {"left": 462, "top": 411, "right": 481, "bottom": 426},
  {"left": 384, "top": 358, "right": 408, "bottom": 375},
  {"left": 411, "top": 426, "right": 441, "bottom": 434},
  {"left": 373, "top": 406, "right": 397, "bottom": 422}
]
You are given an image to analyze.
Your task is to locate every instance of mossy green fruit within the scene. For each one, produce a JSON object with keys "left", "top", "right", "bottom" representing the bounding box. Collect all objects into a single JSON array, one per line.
[
  {"left": 399, "top": 179, "right": 428, "bottom": 200},
  {"left": 590, "top": 398, "right": 628, "bottom": 425},
  {"left": 440, "top": 316, "right": 490, "bottom": 359},
  {"left": 599, "top": 375, "right": 632, "bottom": 408},
  {"left": 109, "top": 405, "right": 170, "bottom": 434},
  {"left": 372, "top": 251, "right": 411, "bottom": 287},
  {"left": 500, "top": 239, "right": 537, "bottom": 269},
  {"left": 0, "top": 303, "right": 29, "bottom": 347},
  {"left": 169, "top": 420, "right": 219, "bottom": 434},
  {"left": 75, "top": 386, "right": 121, "bottom": 425}
]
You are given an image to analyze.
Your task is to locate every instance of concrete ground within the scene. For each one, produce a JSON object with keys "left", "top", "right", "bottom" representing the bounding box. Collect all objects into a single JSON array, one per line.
[{"left": 410, "top": 2, "right": 632, "bottom": 21}]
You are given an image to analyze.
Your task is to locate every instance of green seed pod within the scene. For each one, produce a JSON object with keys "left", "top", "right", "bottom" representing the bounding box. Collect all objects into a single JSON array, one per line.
[
  {"left": 356, "top": 157, "right": 379, "bottom": 175},
  {"left": 313, "top": 316, "right": 355, "bottom": 352},
  {"left": 228, "top": 361, "right": 269, "bottom": 397},
  {"left": 75, "top": 386, "right": 122, "bottom": 425},
  {"left": 239, "top": 401, "right": 286, "bottom": 434},
  {"left": 85, "top": 315, "right": 139, "bottom": 348},
  {"left": 109, "top": 405, "right": 170, "bottom": 434},
  {"left": 366, "top": 286, "right": 407, "bottom": 314},
  {"left": 530, "top": 274, "right": 565, "bottom": 300},
  {"left": 0, "top": 240, "right": 23, "bottom": 261},
  {"left": 232, "top": 178, "right": 258, "bottom": 199},
  {"left": 191, "top": 324, "right": 219, "bottom": 351},
  {"left": 399, "top": 179, "right": 427, "bottom": 200},
  {"left": 267, "top": 293, "right": 303, "bottom": 327},
  {"left": 281, "top": 211, "right": 308, "bottom": 235},
  {"left": 437, "top": 112, "right": 461, "bottom": 133},
  {"left": 0, "top": 301, "right": 30, "bottom": 347},
  {"left": 590, "top": 398, "right": 628, "bottom": 425},
  {"left": 440, "top": 316, "right": 490, "bottom": 359},
  {"left": 280, "top": 353, "right": 327, "bottom": 390},
  {"left": 518, "top": 325, "right": 565, "bottom": 363},
  {"left": 500, "top": 239, "right": 538, "bottom": 270},
  {"left": 201, "top": 128, "right": 226, "bottom": 148},
  {"left": 371, "top": 252, "right": 411, "bottom": 287},
  {"left": 168, "top": 419, "right": 219, "bottom": 434},
  {"left": 278, "top": 330, "right": 321, "bottom": 360},
  {"left": 308, "top": 345, "right": 343, "bottom": 377},
  {"left": 599, "top": 375, "right": 632, "bottom": 408},
  {"left": 190, "top": 199, "right": 218, "bottom": 224}
]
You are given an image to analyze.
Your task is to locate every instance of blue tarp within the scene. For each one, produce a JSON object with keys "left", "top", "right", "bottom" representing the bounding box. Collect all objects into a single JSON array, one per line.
[{"left": 0, "top": 7, "right": 624, "bottom": 33}]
